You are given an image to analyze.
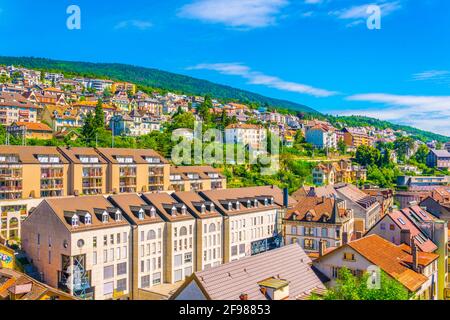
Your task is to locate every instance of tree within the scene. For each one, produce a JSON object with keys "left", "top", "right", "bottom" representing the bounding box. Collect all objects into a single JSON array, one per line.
[
  {"left": 394, "top": 137, "right": 415, "bottom": 160},
  {"left": 337, "top": 139, "right": 346, "bottom": 154},
  {"left": 94, "top": 99, "right": 105, "bottom": 130},
  {"left": 81, "top": 112, "right": 96, "bottom": 145},
  {"left": 355, "top": 145, "right": 381, "bottom": 166},
  {"left": 320, "top": 267, "right": 410, "bottom": 300},
  {"left": 198, "top": 95, "right": 213, "bottom": 123},
  {"left": 414, "top": 144, "right": 429, "bottom": 164}
]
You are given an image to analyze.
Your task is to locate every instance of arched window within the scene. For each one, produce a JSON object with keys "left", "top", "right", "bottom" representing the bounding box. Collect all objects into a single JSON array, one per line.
[
  {"left": 147, "top": 230, "right": 156, "bottom": 240},
  {"left": 208, "top": 223, "right": 216, "bottom": 233},
  {"left": 179, "top": 226, "right": 188, "bottom": 236},
  {"left": 71, "top": 215, "right": 79, "bottom": 227},
  {"left": 84, "top": 213, "right": 92, "bottom": 225}
]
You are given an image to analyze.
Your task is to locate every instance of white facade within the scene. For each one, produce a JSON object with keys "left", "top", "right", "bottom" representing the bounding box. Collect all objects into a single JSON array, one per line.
[{"left": 171, "top": 219, "right": 196, "bottom": 283}]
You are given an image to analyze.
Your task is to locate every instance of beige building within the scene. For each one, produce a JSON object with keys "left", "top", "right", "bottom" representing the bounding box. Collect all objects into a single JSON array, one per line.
[
  {"left": 141, "top": 192, "right": 196, "bottom": 284},
  {"left": 283, "top": 196, "right": 354, "bottom": 256},
  {"left": 58, "top": 147, "right": 108, "bottom": 196},
  {"left": 200, "top": 186, "right": 296, "bottom": 263},
  {"left": 169, "top": 166, "right": 226, "bottom": 192},
  {"left": 172, "top": 191, "right": 223, "bottom": 271},
  {"left": 0, "top": 197, "right": 43, "bottom": 240},
  {"left": 95, "top": 148, "right": 170, "bottom": 194},
  {"left": 225, "top": 124, "right": 267, "bottom": 150},
  {"left": 109, "top": 194, "right": 165, "bottom": 297},
  {"left": 0, "top": 145, "right": 69, "bottom": 200},
  {"left": 21, "top": 196, "right": 131, "bottom": 300}
]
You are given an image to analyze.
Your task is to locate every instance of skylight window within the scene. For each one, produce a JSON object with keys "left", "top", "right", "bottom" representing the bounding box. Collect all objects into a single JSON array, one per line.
[{"left": 398, "top": 218, "right": 406, "bottom": 225}]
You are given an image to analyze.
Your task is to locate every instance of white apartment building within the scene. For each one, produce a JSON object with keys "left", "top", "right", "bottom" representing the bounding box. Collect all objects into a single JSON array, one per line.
[
  {"left": 141, "top": 192, "right": 195, "bottom": 284},
  {"left": 21, "top": 196, "right": 131, "bottom": 300},
  {"left": 201, "top": 186, "right": 295, "bottom": 263},
  {"left": 225, "top": 124, "right": 267, "bottom": 150},
  {"left": 109, "top": 194, "right": 165, "bottom": 296},
  {"left": 172, "top": 192, "right": 223, "bottom": 271}
]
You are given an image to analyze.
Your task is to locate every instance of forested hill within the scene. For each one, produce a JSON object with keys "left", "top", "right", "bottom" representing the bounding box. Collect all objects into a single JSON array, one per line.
[
  {"left": 0, "top": 56, "right": 317, "bottom": 114},
  {"left": 1, "top": 56, "right": 448, "bottom": 142}
]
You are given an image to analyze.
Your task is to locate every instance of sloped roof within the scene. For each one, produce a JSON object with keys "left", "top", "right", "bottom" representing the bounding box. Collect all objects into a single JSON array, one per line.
[{"left": 179, "top": 244, "right": 325, "bottom": 300}]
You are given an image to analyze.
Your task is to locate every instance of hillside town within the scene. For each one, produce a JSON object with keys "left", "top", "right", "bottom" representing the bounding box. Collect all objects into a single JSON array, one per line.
[{"left": 1, "top": 64, "right": 450, "bottom": 301}]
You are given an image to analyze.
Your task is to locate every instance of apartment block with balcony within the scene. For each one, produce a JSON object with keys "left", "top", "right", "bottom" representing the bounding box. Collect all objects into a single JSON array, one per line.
[
  {"left": 21, "top": 196, "right": 131, "bottom": 300},
  {"left": 141, "top": 192, "right": 195, "bottom": 284},
  {"left": 0, "top": 198, "right": 43, "bottom": 240},
  {"left": 172, "top": 192, "right": 223, "bottom": 271},
  {"left": 169, "top": 166, "right": 227, "bottom": 192},
  {"left": 58, "top": 147, "right": 108, "bottom": 196},
  {"left": 0, "top": 146, "right": 69, "bottom": 200},
  {"left": 109, "top": 194, "right": 165, "bottom": 297},
  {"left": 200, "top": 186, "right": 296, "bottom": 263},
  {"left": 95, "top": 148, "right": 170, "bottom": 194}
]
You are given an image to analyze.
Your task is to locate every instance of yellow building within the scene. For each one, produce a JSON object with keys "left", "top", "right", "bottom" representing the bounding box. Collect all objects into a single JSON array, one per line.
[
  {"left": 96, "top": 148, "right": 170, "bottom": 194},
  {"left": 169, "top": 166, "right": 227, "bottom": 192},
  {"left": 0, "top": 146, "right": 69, "bottom": 200},
  {"left": 58, "top": 147, "right": 109, "bottom": 196},
  {"left": 112, "top": 82, "right": 136, "bottom": 95},
  {"left": 342, "top": 127, "right": 373, "bottom": 148}
]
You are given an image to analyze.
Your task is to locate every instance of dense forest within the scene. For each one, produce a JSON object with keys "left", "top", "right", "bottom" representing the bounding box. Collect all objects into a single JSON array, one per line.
[{"left": 1, "top": 56, "right": 448, "bottom": 143}]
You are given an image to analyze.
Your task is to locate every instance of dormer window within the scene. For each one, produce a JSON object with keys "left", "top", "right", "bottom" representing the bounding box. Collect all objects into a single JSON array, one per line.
[
  {"left": 247, "top": 200, "right": 252, "bottom": 208},
  {"left": 138, "top": 208, "right": 145, "bottom": 220},
  {"left": 84, "top": 213, "right": 92, "bottom": 225},
  {"left": 201, "top": 204, "right": 206, "bottom": 214},
  {"left": 264, "top": 198, "right": 269, "bottom": 206},
  {"left": 171, "top": 206, "right": 177, "bottom": 217},
  {"left": 150, "top": 206, "right": 156, "bottom": 218},
  {"left": 102, "top": 211, "right": 109, "bottom": 223},
  {"left": 228, "top": 202, "right": 233, "bottom": 211},
  {"left": 181, "top": 205, "right": 187, "bottom": 215},
  {"left": 210, "top": 203, "right": 215, "bottom": 213},
  {"left": 236, "top": 201, "right": 241, "bottom": 210},
  {"left": 71, "top": 214, "right": 79, "bottom": 227},
  {"left": 254, "top": 199, "right": 259, "bottom": 207},
  {"left": 270, "top": 197, "right": 274, "bottom": 205}
]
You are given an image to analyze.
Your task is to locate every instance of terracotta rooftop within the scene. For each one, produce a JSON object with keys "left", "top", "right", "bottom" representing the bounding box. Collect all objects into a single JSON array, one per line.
[
  {"left": 57, "top": 147, "right": 107, "bottom": 164},
  {"left": 285, "top": 196, "right": 351, "bottom": 224},
  {"left": 172, "top": 191, "right": 222, "bottom": 219},
  {"left": 170, "top": 166, "right": 224, "bottom": 180},
  {"left": 0, "top": 145, "right": 68, "bottom": 164},
  {"left": 141, "top": 192, "right": 194, "bottom": 222},
  {"left": 109, "top": 193, "right": 164, "bottom": 225},
  {"left": 12, "top": 122, "right": 52, "bottom": 132},
  {"left": 95, "top": 148, "right": 169, "bottom": 165}
]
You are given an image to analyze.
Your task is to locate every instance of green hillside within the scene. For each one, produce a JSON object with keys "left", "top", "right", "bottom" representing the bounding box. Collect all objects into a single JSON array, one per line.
[
  {"left": 0, "top": 56, "right": 317, "bottom": 114},
  {"left": 0, "top": 56, "right": 447, "bottom": 143}
]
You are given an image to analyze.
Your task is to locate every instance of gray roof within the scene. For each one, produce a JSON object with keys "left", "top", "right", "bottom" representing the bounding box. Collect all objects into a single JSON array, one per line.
[
  {"left": 431, "top": 149, "right": 450, "bottom": 157},
  {"left": 190, "top": 244, "right": 325, "bottom": 300}
]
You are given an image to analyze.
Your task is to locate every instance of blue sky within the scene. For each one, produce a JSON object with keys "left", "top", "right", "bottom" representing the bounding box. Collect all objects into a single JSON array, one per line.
[{"left": 0, "top": 0, "right": 449, "bottom": 135}]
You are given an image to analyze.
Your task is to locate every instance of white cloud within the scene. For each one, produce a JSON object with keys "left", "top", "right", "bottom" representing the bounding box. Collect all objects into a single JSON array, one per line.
[
  {"left": 178, "top": 0, "right": 289, "bottom": 29},
  {"left": 329, "top": 1, "right": 401, "bottom": 27},
  {"left": 188, "top": 62, "right": 338, "bottom": 97},
  {"left": 337, "top": 93, "right": 450, "bottom": 135},
  {"left": 114, "top": 20, "right": 153, "bottom": 30},
  {"left": 413, "top": 70, "right": 450, "bottom": 81}
]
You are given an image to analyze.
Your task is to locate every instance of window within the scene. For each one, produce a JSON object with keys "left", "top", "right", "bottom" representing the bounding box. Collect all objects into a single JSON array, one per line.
[
  {"left": 343, "top": 252, "right": 355, "bottom": 261},
  {"left": 116, "top": 279, "right": 127, "bottom": 292},
  {"left": 231, "top": 245, "right": 238, "bottom": 256},
  {"left": 184, "top": 266, "right": 193, "bottom": 277},
  {"left": 93, "top": 252, "right": 97, "bottom": 265},
  {"left": 104, "top": 265, "right": 114, "bottom": 280},
  {"left": 93, "top": 237, "right": 97, "bottom": 248},
  {"left": 123, "top": 232, "right": 127, "bottom": 243},
  {"left": 103, "top": 250, "right": 108, "bottom": 263},
  {"left": 103, "top": 282, "right": 114, "bottom": 295},
  {"left": 152, "top": 272, "right": 161, "bottom": 285},
  {"left": 291, "top": 226, "right": 297, "bottom": 234},
  {"left": 174, "top": 269, "right": 183, "bottom": 282},
  {"left": 174, "top": 254, "right": 183, "bottom": 267},
  {"left": 390, "top": 224, "right": 395, "bottom": 230},
  {"left": 239, "top": 244, "right": 245, "bottom": 254},
  {"left": 141, "top": 275, "right": 150, "bottom": 288},
  {"left": 304, "top": 239, "right": 315, "bottom": 250},
  {"left": 122, "top": 246, "right": 127, "bottom": 259},
  {"left": 380, "top": 223, "right": 386, "bottom": 230},
  {"left": 322, "top": 228, "right": 328, "bottom": 237},
  {"left": 180, "top": 227, "right": 187, "bottom": 236},
  {"left": 148, "top": 230, "right": 156, "bottom": 240},
  {"left": 184, "top": 252, "right": 192, "bottom": 263},
  {"left": 110, "top": 234, "right": 114, "bottom": 245},
  {"left": 117, "top": 262, "right": 127, "bottom": 276}
]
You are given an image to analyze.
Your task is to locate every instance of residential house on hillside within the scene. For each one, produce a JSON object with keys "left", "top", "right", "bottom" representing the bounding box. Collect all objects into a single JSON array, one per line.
[
  {"left": 294, "top": 184, "right": 381, "bottom": 233},
  {"left": 313, "top": 234, "right": 439, "bottom": 299},
  {"left": 171, "top": 244, "right": 326, "bottom": 300},
  {"left": 341, "top": 127, "right": 374, "bottom": 149},
  {"left": 225, "top": 124, "right": 267, "bottom": 150},
  {"left": 427, "top": 149, "right": 450, "bottom": 170},
  {"left": 0, "top": 92, "right": 40, "bottom": 125},
  {"left": 7, "top": 122, "right": 53, "bottom": 140},
  {"left": 110, "top": 109, "right": 161, "bottom": 137},
  {"left": 283, "top": 196, "right": 354, "bottom": 256},
  {"left": 312, "top": 160, "right": 367, "bottom": 186},
  {"left": 305, "top": 124, "right": 337, "bottom": 150}
]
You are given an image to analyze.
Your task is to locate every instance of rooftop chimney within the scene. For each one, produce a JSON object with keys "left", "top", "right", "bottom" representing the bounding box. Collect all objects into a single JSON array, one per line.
[
  {"left": 319, "top": 239, "right": 327, "bottom": 257},
  {"left": 283, "top": 187, "right": 289, "bottom": 208},
  {"left": 239, "top": 293, "right": 248, "bottom": 300},
  {"left": 400, "top": 229, "right": 412, "bottom": 246},
  {"left": 342, "top": 231, "right": 349, "bottom": 245},
  {"left": 412, "top": 241, "right": 419, "bottom": 272}
]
